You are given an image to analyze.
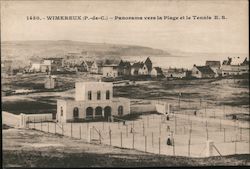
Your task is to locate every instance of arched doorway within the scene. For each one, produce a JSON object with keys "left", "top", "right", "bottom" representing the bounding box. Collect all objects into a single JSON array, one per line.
[
  {"left": 118, "top": 106, "right": 123, "bottom": 116},
  {"left": 95, "top": 106, "right": 102, "bottom": 117},
  {"left": 86, "top": 107, "right": 94, "bottom": 119},
  {"left": 73, "top": 107, "right": 79, "bottom": 120},
  {"left": 104, "top": 106, "right": 112, "bottom": 120}
]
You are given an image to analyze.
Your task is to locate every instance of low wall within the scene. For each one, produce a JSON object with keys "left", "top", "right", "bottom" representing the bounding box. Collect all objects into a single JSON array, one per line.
[
  {"left": 2, "top": 112, "right": 53, "bottom": 128},
  {"left": 130, "top": 104, "right": 156, "bottom": 113},
  {"left": 130, "top": 101, "right": 171, "bottom": 114},
  {"left": 24, "top": 113, "right": 53, "bottom": 122},
  {"left": 2, "top": 111, "right": 20, "bottom": 128}
]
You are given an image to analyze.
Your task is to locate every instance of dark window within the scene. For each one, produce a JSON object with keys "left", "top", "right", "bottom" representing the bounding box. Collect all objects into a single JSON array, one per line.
[
  {"left": 97, "top": 91, "right": 101, "bottom": 100},
  {"left": 196, "top": 71, "right": 199, "bottom": 74},
  {"left": 95, "top": 106, "right": 102, "bottom": 117},
  {"left": 106, "top": 90, "right": 110, "bottom": 100},
  {"left": 118, "top": 106, "right": 123, "bottom": 116},
  {"left": 88, "top": 91, "right": 92, "bottom": 100},
  {"left": 73, "top": 107, "right": 79, "bottom": 119},
  {"left": 104, "top": 106, "right": 112, "bottom": 120},
  {"left": 86, "top": 107, "right": 94, "bottom": 118}
]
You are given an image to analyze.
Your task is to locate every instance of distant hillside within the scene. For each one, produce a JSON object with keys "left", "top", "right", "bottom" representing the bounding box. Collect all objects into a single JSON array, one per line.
[{"left": 1, "top": 40, "right": 170, "bottom": 61}]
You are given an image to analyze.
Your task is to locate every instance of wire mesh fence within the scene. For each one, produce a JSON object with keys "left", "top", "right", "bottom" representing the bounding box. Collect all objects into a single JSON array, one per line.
[{"left": 26, "top": 111, "right": 250, "bottom": 157}]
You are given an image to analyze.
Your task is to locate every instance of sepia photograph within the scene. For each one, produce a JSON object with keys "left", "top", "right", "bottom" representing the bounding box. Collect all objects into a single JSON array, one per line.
[{"left": 1, "top": 0, "right": 249, "bottom": 167}]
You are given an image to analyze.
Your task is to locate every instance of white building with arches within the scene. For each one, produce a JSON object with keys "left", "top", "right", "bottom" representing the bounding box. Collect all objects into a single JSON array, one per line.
[{"left": 56, "top": 81, "right": 130, "bottom": 123}]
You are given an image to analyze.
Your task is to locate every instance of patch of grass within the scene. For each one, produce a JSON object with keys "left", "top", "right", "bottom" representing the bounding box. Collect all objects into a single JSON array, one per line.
[
  {"left": 2, "top": 100, "right": 56, "bottom": 114},
  {"left": 114, "top": 111, "right": 159, "bottom": 121},
  {"left": 3, "top": 150, "right": 249, "bottom": 167}
]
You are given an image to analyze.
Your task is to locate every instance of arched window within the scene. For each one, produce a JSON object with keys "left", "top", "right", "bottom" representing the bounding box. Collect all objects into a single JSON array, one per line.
[
  {"left": 118, "top": 106, "right": 123, "bottom": 116},
  {"left": 73, "top": 107, "right": 79, "bottom": 119},
  {"left": 97, "top": 91, "right": 101, "bottom": 100},
  {"left": 60, "top": 107, "right": 63, "bottom": 116},
  {"left": 86, "top": 107, "right": 94, "bottom": 118},
  {"left": 106, "top": 90, "right": 110, "bottom": 100},
  {"left": 88, "top": 91, "right": 92, "bottom": 100},
  {"left": 95, "top": 106, "right": 102, "bottom": 117}
]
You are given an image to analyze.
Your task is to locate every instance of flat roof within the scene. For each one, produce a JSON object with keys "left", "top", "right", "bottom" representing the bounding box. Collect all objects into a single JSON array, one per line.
[{"left": 75, "top": 81, "right": 113, "bottom": 85}]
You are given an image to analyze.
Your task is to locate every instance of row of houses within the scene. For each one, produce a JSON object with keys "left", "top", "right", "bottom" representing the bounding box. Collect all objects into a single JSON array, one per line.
[
  {"left": 27, "top": 56, "right": 164, "bottom": 78},
  {"left": 102, "top": 57, "right": 164, "bottom": 78},
  {"left": 163, "top": 57, "right": 249, "bottom": 79},
  {"left": 192, "top": 57, "right": 249, "bottom": 78},
  {"left": 2, "top": 54, "right": 248, "bottom": 79}
]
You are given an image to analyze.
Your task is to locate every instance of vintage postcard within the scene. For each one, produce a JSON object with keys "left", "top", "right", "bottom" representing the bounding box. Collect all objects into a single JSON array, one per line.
[{"left": 1, "top": 0, "right": 249, "bottom": 167}]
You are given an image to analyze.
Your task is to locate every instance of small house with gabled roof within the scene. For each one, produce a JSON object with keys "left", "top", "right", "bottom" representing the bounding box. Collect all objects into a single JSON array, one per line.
[
  {"left": 102, "top": 59, "right": 121, "bottom": 78},
  {"left": 151, "top": 67, "right": 164, "bottom": 77},
  {"left": 131, "top": 62, "right": 144, "bottom": 75},
  {"left": 191, "top": 65, "right": 216, "bottom": 78},
  {"left": 205, "top": 60, "right": 221, "bottom": 77},
  {"left": 139, "top": 57, "right": 153, "bottom": 75}
]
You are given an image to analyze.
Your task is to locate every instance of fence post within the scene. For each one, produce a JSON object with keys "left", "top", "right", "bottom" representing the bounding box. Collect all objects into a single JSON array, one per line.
[
  {"left": 152, "top": 132, "right": 154, "bottom": 147},
  {"left": 188, "top": 139, "right": 191, "bottom": 157},
  {"left": 125, "top": 125, "right": 128, "bottom": 137},
  {"left": 206, "top": 128, "right": 209, "bottom": 140},
  {"left": 48, "top": 121, "right": 49, "bottom": 133},
  {"left": 158, "top": 136, "right": 161, "bottom": 154},
  {"left": 41, "top": 119, "right": 42, "bottom": 131},
  {"left": 159, "top": 123, "right": 161, "bottom": 136},
  {"left": 173, "top": 138, "right": 175, "bottom": 156},
  {"left": 206, "top": 121, "right": 208, "bottom": 140},
  {"left": 234, "top": 120, "right": 236, "bottom": 131},
  {"left": 109, "top": 128, "right": 112, "bottom": 146},
  {"left": 220, "top": 119, "right": 222, "bottom": 132},
  {"left": 175, "top": 115, "right": 177, "bottom": 134},
  {"left": 223, "top": 105, "right": 225, "bottom": 119},
  {"left": 54, "top": 122, "right": 56, "bottom": 134},
  {"left": 62, "top": 123, "right": 64, "bottom": 135},
  {"left": 34, "top": 117, "right": 35, "bottom": 129},
  {"left": 189, "top": 127, "right": 192, "bottom": 141},
  {"left": 143, "top": 122, "right": 145, "bottom": 136},
  {"left": 102, "top": 121, "right": 104, "bottom": 130},
  {"left": 145, "top": 136, "right": 147, "bottom": 152},
  {"left": 79, "top": 125, "right": 81, "bottom": 139},
  {"left": 205, "top": 102, "right": 207, "bottom": 117},
  {"left": 28, "top": 116, "right": 29, "bottom": 128},
  {"left": 120, "top": 132, "right": 123, "bottom": 148},
  {"left": 132, "top": 132, "right": 135, "bottom": 149},
  {"left": 240, "top": 128, "right": 242, "bottom": 141},
  {"left": 89, "top": 127, "right": 92, "bottom": 142},
  {"left": 235, "top": 139, "right": 237, "bottom": 154},
  {"left": 99, "top": 129, "right": 102, "bottom": 144},
  {"left": 224, "top": 128, "right": 226, "bottom": 142},
  {"left": 71, "top": 122, "right": 72, "bottom": 138},
  {"left": 147, "top": 116, "right": 149, "bottom": 128}
]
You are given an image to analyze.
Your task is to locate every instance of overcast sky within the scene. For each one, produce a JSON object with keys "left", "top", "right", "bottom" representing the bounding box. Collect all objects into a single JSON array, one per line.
[{"left": 1, "top": 0, "right": 249, "bottom": 54}]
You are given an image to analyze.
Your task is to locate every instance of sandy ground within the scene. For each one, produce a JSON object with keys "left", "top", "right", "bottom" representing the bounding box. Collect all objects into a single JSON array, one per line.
[
  {"left": 23, "top": 112, "right": 250, "bottom": 158},
  {"left": 3, "top": 127, "right": 250, "bottom": 167}
]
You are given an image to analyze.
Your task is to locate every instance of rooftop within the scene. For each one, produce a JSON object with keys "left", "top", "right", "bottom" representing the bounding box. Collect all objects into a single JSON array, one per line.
[{"left": 195, "top": 65, "right": 215, "bottom": 74}]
